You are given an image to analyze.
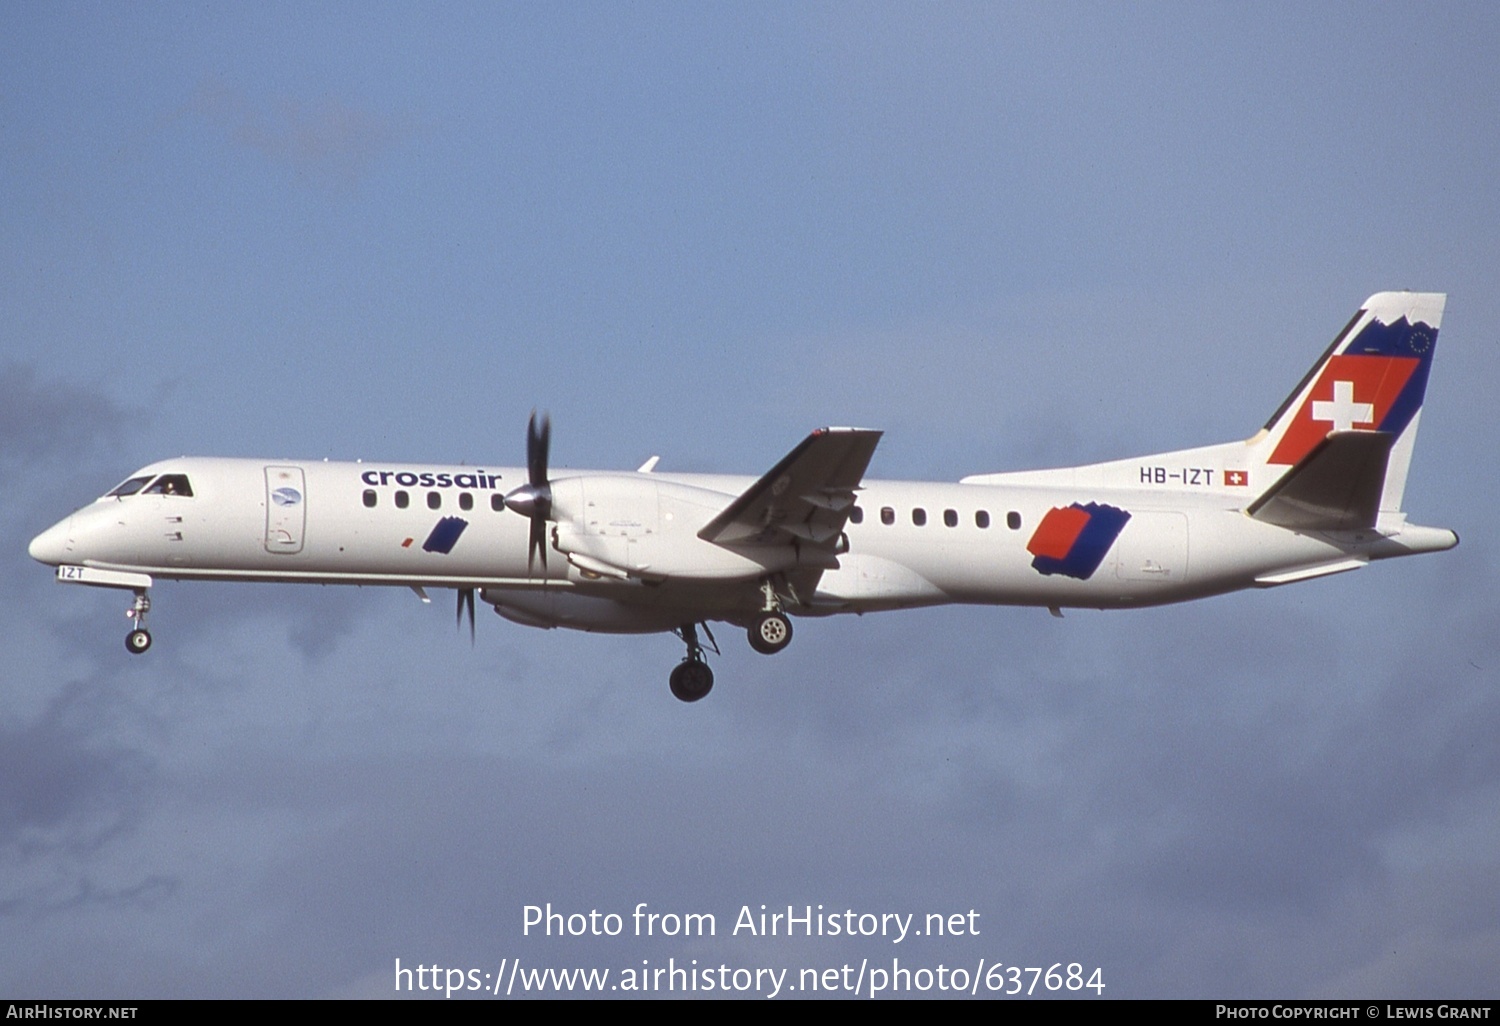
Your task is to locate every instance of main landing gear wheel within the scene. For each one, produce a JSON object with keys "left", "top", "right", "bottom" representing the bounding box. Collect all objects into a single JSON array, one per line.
[
  {"left": 669, "top": 659, "right": 714, "bottom": 702},
  {"left": 669, "top": 621, "right": 718, "bottom": 702},
  {"left": 748, "top": 611, "right": 792, "bottom": 655},
  {"left": 126, "top": 629, "right": 152, "bottom": 654}
]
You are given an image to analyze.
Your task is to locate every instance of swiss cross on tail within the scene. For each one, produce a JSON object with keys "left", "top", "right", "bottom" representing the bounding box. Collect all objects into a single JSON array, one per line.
[{"left": 1266, "top": 302, "right": 1438, "bottom": 467}]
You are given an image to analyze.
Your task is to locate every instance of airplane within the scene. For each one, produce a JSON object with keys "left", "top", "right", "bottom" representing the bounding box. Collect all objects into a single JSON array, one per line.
[{"left": 28, "top": 291, "right": 1458, "bottom": 702}]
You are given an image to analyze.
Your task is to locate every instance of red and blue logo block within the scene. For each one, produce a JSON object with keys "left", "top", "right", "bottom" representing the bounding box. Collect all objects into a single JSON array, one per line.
[
  {"left": 1026, "top": 502, "right": 1131, "bottom": 580},
  {"left": 422, "top": 517, "right": 469, "bottom": 554}
]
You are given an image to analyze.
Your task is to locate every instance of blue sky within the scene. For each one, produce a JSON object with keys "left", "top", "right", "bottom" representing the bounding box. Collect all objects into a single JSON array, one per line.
[{"left": 4, "top": 3, "right": 1498, "bottom": 998}]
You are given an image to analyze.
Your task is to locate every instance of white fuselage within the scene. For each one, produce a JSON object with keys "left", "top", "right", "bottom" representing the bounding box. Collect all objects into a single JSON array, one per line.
[{"left": 27, "top": 454, "right": 1452, "bottom": 635}]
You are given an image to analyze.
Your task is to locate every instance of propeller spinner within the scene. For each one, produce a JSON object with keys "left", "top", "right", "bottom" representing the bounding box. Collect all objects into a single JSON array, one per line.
[{"left": 503, "top": 411, "right": 553, "bottom": 572}]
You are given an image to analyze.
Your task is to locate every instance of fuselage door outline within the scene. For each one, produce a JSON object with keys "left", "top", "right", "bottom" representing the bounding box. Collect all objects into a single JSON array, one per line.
[{"left": 265, "top": 465, "right": 307, "bottom": 555}]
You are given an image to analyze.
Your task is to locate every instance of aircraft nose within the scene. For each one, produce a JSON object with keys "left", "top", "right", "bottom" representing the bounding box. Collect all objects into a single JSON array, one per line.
[{"left": 28, "top": 517, "right": 72, "bottom": 565}]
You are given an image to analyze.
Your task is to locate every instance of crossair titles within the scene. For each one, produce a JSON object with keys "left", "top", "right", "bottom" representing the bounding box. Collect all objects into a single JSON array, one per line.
[{"left": 360, "top": 469, "right": 504, "bottom": 490}]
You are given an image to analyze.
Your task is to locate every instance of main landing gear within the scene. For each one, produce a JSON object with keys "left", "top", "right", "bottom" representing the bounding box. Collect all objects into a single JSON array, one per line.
[
  {"left": 748, "top": 611, "right": 792, "bottom": 655},
  {"left": 747, "top": 578, "right": 793, "bottom": 655},
  {"left": 125, "top": 589, "right": 152, "bottom": 654},
  {"left": 669, "top": 622, "right": 717, "bottom": 703},
  {"left": 667, "top": 580, "right": 800, "bottom": 702}
]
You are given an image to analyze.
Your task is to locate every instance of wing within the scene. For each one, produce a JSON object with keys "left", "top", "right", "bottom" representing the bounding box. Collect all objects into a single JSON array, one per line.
[{"left": 698, "top": 428, "right": 882, "bottom": 557}]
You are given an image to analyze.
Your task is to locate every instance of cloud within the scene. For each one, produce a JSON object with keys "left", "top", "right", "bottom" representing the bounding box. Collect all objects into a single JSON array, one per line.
[
  {"left": 0, "top": 675, "right": 167, "bottom": 918},
  {"left": 0, "top": 364, "right": 133, "bottom": 478},
  {"left": 182, "top": 80, "right": 417, "bottom": 185}
]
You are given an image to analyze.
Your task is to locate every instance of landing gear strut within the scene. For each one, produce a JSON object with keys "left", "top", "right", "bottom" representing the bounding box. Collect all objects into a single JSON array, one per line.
[
  {"left": 125, "top": 589, "right": 152, "bottom": 654},
  {"left": 669, "top": 622, "right": 716, "bottom": 702}
]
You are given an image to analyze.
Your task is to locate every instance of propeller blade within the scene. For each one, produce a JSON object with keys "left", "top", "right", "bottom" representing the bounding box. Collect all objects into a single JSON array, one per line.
[
  {"left": 457, "top": 587, "right": 475, "bottom": 645},
  {"left": 527, "top": 410, "right": 550, "bottom": 488},
  {"left": 529, "top": 517, "right": 547, "bottom": 572},
  {"left": 507, "top": 410, "right": 554, "bottom": 576}
]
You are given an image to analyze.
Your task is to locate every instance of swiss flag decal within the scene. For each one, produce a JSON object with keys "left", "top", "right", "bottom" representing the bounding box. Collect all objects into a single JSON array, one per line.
[{"left": 1267, "top": 354, "right": 1418, "bottom": 466}]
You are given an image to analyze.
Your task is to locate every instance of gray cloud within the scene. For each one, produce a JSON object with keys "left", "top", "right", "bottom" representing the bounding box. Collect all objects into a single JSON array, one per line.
[
  {"left": 182, "top": 80, "right": 417, "bottom": 186},
  {"left": 0, "top": 364, "right": 133, "bottom": 477},
  {"left": 0, "top": 674, "right": 165, "bottom": 917}
]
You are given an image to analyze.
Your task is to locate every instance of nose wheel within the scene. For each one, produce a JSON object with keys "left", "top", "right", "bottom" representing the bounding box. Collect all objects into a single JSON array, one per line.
[{"left": 124, "top": 589, "right": 152, "bottom": 655}]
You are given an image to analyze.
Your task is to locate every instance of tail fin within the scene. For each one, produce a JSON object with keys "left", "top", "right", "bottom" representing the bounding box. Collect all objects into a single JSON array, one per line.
[{"left": 1253, "top": 291, "right": 1444, "bottom": 515}]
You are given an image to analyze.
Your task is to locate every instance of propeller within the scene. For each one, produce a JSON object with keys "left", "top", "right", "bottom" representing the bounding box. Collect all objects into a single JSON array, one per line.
[
  {"left": 503, "top": 411, "right": 553, "bottom": 572},
  {"left": 456, "top": 587, "right": 475, "bottom": 645}
]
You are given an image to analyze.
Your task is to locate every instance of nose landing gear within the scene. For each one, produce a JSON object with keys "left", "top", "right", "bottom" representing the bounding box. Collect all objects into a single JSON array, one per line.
[{"left": 125, "top": 589, "right": 152, "bottom": 654}]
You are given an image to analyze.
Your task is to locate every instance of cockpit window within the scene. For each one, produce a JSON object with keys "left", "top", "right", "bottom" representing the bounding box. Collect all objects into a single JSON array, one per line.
[
  {"left": 107, "top": 475, "right": 154, "bottom": 497},
  {"left": 143, "top": 474, "right": 194, "bottom": 497}
]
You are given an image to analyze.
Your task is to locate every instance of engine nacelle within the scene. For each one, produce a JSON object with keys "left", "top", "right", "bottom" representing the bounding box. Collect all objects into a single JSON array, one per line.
[
  {"left": 480, "top": 587, "right": 686, "bottom": 634},
  {"left": 548, "top": 474, "right": 802, "bottom": 582}
]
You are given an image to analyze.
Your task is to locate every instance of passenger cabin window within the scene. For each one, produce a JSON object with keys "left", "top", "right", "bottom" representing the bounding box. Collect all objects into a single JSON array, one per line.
[
  {"left": 459, "top": 493, "right": 473, "bottom": 511},
  {"left": 362, "top": 489, "right": 377, "bottom": 508},
  {"left": 107, "top": 475, "right": 154, "bottom": 498},
  {"left": 395, "top": 491, "right": 410, "bottom": 509},
  {"left": 943, "top": 508, "right": 958, "bottom": 528},
  {"left": 144, "top": 474, "right": 193, "bottom": 497},
  {"left": 849, "top": 506, "right": 863, "bottom": 525},
  {"left": 491, "top": 494, "right": 505, "bottom": 512},
  {"left": 880, "top": 506, "right": 895, "bottom": 526},
  {"left": 427, "top": 491, "right": 441, "bottom": 510},
  {"left": 912, "top": 508, "right": 927, "bottom": 526},
  {"left": 1007, "top": 511, "right": 1022, "bottom": 530},
  {"left": 975, "top": 510, "right": 991, "bottom": 529}
]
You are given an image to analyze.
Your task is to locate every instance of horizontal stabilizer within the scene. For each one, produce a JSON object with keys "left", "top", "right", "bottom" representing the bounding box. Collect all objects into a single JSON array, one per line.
[
  {"left": 1255, "top": 558, "right": 1367, "bottom": 586},
  {"left": 1247, "top": 430, "right": 1393, "bottom": 530},
  {"left": 699, "top": 428, "right": 881, "bottom": 549}
]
